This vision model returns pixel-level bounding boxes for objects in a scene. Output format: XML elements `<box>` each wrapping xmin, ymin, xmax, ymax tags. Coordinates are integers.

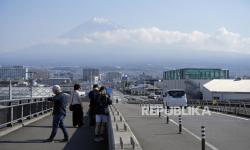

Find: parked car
<box><xmin>163</xmin><ymin>89</ymin><xmax>187</xmax><ymax>108</ymax></box>
<box><xmin>148</xmin><ymin>93</ymin><xmax>161</xmax><ymax>100</ymax></box>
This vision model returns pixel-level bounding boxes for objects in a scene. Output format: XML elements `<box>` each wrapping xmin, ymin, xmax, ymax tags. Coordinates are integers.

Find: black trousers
<box><xmin>72</xmin><ymin>104</ymin><xmax>84</xmax><ymax>127</ymax></box>
<box><xmin>88</xmin><ymin>108</ymin><xmax>96</xmax><ymax>127</ymax></box>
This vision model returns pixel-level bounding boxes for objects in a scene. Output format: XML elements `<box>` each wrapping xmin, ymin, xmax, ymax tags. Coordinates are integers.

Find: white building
<box><xmin>0</xmin><ymin>66</ymin><xmax>29</xmax><ymax>80</ymax></box>
<box><xmin>202</xmin><ymin>79</ymin><xmax>250</xmax><ymax>100</ymax></box>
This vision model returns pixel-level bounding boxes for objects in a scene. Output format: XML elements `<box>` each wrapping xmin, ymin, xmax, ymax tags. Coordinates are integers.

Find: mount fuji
<box><xmin>61</xmin><ymin>17</ymin><xmax>123</xmax><ymax>38</ymax></box>
<box><xmin>0</xmin><ymin>17</ymin><xmax>249</xmax><ymax>72</ymax></box>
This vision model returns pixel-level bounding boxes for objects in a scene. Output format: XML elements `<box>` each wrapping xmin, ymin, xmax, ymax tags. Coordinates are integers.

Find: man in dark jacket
<box><xmin>45</xmin><ymin>85</ymin><xmax>69</xmax><ymax>142</ymax></box>
<box><xmin>88</xmin><ymin>84</ymin><xmax>99</xmax><ymax>127</ymax></box>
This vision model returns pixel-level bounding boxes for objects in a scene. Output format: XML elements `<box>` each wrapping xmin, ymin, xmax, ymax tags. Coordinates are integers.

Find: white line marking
<box><xmin>163</xmin><ymin>115</ymin><xmax>219</xmax><ymax>150</ymax></box>
<box><xmin>210</xmin><ymin>111</ymin><xmax>249</xmax><ymax>121</ymax></box>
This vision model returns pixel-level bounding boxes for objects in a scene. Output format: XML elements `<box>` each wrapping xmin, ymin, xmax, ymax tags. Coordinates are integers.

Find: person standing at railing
<box><xmin>94</xmin><ymin>86</ymin><xmax>112</xmax><ymax>142</ymax></box>
<box><xmin>45</xmin><ymin>85</ymin><xmax>69</xmax><ymax>143</ymax></box>
<box><xmin>88</xmin><ymin>84</ymin><xmax>99</xmax><ymax>127</ymax></box>
<box><xmin>70</xmin><ymin>84</ymin><xmax>84</xmax><ymax>128</ymax></box>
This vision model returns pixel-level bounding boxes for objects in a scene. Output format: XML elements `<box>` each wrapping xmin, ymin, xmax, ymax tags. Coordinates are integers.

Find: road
<box><xmin>115</xmin><ymin>101</ymin><xmax>250</xmax><ymax>150</ymax></box>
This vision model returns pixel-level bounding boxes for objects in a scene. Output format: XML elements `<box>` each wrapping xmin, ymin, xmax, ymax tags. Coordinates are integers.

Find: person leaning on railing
<box><xmin>44</xmin><ymin>85</ymin><xmax>69</xmax><ymax>143</ymax></box>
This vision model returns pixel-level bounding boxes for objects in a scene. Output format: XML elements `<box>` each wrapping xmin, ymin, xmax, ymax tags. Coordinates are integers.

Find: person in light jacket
<box><xmin>71</xmin><ymin>84</ymin><xmax>84</xmax><ymax>127</ymax></box>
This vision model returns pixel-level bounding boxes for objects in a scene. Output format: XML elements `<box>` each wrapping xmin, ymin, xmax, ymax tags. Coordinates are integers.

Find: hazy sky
<box><xmin>1</xmin><ymin>0</ymin><xmax>250</xmax><ymax>50</ymax></box>
<box><xmin>0</xmin><ymin>0</ymin><xmax>250</xmax><ymax>68</ymax></box>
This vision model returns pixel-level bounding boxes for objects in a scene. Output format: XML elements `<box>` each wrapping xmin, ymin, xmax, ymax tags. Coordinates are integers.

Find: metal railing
<box><xmin>126</xmin><ymin>96</ymin><xmax>163</xmax><ymax>105</ymax></box>
<box><xmin>0</xmin><ymin>86</ymin><xmax>53</xmax><ymax>100</ymax></box>
<box><xmin>0</xmin><ymin>97</ymin><xmax>53</xmax><ymax>128</ymax></box>
<box><xmin>188</xmin><ymin>99</ymin><xmax>250</xmax><ymax>117</ymax></box>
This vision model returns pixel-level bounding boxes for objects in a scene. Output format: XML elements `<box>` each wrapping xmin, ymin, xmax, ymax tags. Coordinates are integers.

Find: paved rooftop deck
<box><xmin>0</xmin><ymin>102</ymin><xmax>108</xmax><ymax>150</ymax></box>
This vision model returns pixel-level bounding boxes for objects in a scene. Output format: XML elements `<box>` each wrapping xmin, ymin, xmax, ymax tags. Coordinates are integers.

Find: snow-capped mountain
<box><xmin>0</xmin><ymin>17</ymin><xmax>249</xmax><ymax>70</ymax></box>
<box><xmin>61</xmin><ymin>17</ymin><xmax>123</xmax><ymax>38</ymax></box>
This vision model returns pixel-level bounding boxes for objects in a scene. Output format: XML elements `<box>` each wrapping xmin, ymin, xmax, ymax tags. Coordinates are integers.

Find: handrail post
<box><xmin>41</xmin><ymin>99</ymin><xmax>44</xmax><ymax>114</ymax></box>
<box><xmin>130</xmin><ymin>136</ymin><xmax>135</xmax><ymax>149</ymax></box>
<box><xmin>243</xmin><ymin>103</ymin><xmax>247</xmax><ymax>115</ymax></box>
<box><xmin>30</xmin><ymin>86</ymin><xmax>33</xmax><ymax>98</ymax></box>
<box><xmin>20</xmin><ymin>100</ymin><xmax>24</xmax><ymax>123</ymax></box>
<box><xmin>124</xmin><ymin>123</ymin><xmax>127</xmax><ymax>131</ymax></box>
<box><xmin>116</xmin><ymin>123</ymin><xmax>119</xmax><ymax>131</ymax></box>
<box><xmin>9</xmin><ymin>102</ymin><xmax>13</xmax><ymax>127</ymax></box>
<box><xmin>9</xmin><ymin>80</ymin><xmax>12</xmax><ymax>100</ymax></box>
<box><xmin>29</xmin><ymin>99</ymin><xmax>32</xmax><ymax>119</ymax></box>
<box><xmin>120</xmin><ymin>137</ymin><xmax>123</xmax><ymax>149</ymax></box>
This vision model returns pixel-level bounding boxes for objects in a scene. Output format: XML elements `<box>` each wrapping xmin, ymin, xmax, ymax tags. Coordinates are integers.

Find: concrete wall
<box><xmin>202</xmin><ymin>88</ymin><xmax>213</xmax><ymax>100</ymax></box>
<box><xmin>163</xmin><ymin>80</ymin><xmax>186</xmax><ymax>90</ymax></box>
<box><xmin>202</xmin><ymin>88</ymin><xmax>250</xmax><ymax>100</ymax></box>
<box><xmin>163</xmin><ymin>79</ymin><xmax>210</xmax><ymax>91</ymax></box>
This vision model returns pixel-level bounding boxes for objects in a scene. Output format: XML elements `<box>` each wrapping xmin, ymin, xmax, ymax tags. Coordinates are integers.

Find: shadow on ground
<box><xmin>24</xmin><ymin>125</ymin><xmax>75</xmax><ymax>129</ymax></box>
<box><xmin>63</xmin><ymin>116</ymin><xmax>108</xmax><ymax>150</ymax></box>
<box><xmin>0</xmin><ymin>102</ymin><xmax>109</xmax><ymax>150</ymax></box>
<box><xmin>0</xmin><ymin>139</ymin><xmax>45</xmax><ymax>143</ymax></box>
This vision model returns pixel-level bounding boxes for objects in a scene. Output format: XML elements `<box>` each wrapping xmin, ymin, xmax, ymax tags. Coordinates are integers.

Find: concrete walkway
<box><xmin>0</xmin><ymin>102</ymin><xmax>108</xmax><ymax>150</ymax></box>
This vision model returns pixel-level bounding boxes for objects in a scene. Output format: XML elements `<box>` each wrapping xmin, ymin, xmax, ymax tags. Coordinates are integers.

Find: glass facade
<box><xmin>0</xmin><ymin>66</ymin><xmax>28</xmax><ymax>80</ymax></box>
<box><xmin>163</xmin><ymin>68</ymin><xmax>229</xmax><ymax>80</ymax></box>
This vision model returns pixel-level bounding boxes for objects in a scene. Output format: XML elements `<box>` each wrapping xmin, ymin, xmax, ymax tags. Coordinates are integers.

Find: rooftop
<box><xmin>203</xmin><ymin>79</ymin><xmax>250</xmax><ymax>93</ymax></box>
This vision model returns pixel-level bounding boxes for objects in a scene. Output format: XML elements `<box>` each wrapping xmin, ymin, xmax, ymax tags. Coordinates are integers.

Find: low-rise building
<box><xmin>43</xmin><ymin>78</ymin><xmax>72</xmax><ymax>86</ymax></box>
<box><xmin>202</xmin><ymin>79</ymin><xmax>250</xmax><ymax>100</ymax></box>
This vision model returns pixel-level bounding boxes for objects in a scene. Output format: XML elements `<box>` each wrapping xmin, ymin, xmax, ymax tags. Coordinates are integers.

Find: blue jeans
<box><xmin>49</xmin><ymin>114</ymin><xmax>69</xmax><ymax>139</ymax></box>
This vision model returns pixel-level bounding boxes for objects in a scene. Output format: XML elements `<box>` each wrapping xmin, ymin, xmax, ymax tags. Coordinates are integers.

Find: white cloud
<box><xmin>55</xmin><ymin>27</ymin><xmax>250</xmax><ymax>54</ymax></box>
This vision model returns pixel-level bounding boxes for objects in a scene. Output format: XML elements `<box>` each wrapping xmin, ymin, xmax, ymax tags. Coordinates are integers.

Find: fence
<box><xmin>188</xmin><ymin>99</ymin><xmax>250</xmax><ymax>117</ymax></box>
<box><xmin>0</xmin><ymin>97</ymin><xmax>53</xmax><ymax>128</ymax></box>
<box><xmin>0</xmin><ymin>86</ymin><xmax>53</xmax><ymax>100</ymax></box>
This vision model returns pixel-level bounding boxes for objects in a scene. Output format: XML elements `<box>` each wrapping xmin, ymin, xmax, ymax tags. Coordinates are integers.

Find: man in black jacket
<box><xmin>88</xmin><ymin>84</ymin><xmax>99</xmax><ymax>127</ymax></box>
<box><xmin>45</xmin><ymin>85</ymin><xmax>69</xmax><ymax>142</ymax></box>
